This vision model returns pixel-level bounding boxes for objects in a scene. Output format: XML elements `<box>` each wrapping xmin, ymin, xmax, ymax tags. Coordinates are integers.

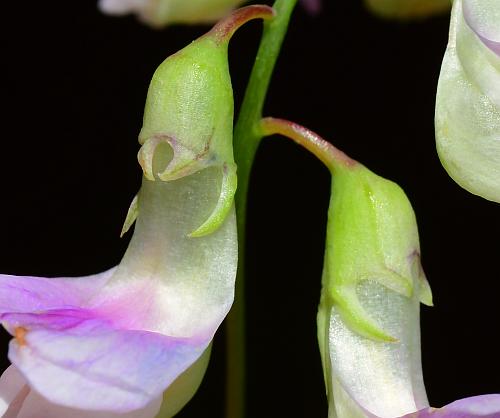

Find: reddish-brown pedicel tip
<box><xmin>209</xmin><ymin>5</ymin><xmax>275</xmax><ymax>44</ymax></box>
<box><xmin>260</xmin><ymin>117</ymin><xmax>357</xmax><ymax>171</ymax></box>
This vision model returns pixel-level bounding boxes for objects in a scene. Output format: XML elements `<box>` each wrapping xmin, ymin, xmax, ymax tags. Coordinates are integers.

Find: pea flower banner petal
<box><xmin>0</xmin><ymin>6</ymin><xmax>277</xmax><ymax>414</ymax></box>
<box><xmin>435</xmin><ymin>0</ymin><xmax>500</xmax><ymax>202</ymax></box>
<box><xmin>0</xmin><ymin>166</ymin><xmax>237</xmax><ymax>414</ymax></box>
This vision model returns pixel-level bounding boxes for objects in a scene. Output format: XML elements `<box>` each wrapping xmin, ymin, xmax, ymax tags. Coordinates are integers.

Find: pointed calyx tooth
<box><xmin>409</xmin><ymin>251</ymin><xmax>433</xmax><ymax>306</ymax></box>
<box><xmin>137</xmin><ymin>136</ymin><xmax>171</xmax><ymax>181</ymax></box>
<box><xmin>157</xmin><ymin>139</ymin><xmax>205</xmax><ymax>182</ymax></box>
<box><xmin>331</xmin><ymin>286</ymin><xmax>397</xmax><ymax>342</ymax></box>
<box><xmin>120</xmin><ymin>194</ymin><xmax>139</xmax><ymax>237</ymax></box>
<box><xmin>189</xmin><ymin>163</ymin><xmax>237</xmax><ymax>238</ymax></box>
<box><xmin>368</xmin><ymin>268</ymin><xmax>414</xmax><ymax>298</ymax></box>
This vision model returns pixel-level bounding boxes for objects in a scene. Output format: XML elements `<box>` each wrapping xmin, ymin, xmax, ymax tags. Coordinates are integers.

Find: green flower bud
<box><xmin>318</xmin><ymin>163</ymin><xmax>432</xmax><ymax>417</ymax></box>
<box><xmin>127</xmin><ymin>6</ymin><xmax>273</xmax><ymax>238</ymax></box>
<box><xmin>259</xmin><ymin>118</ymin><xmax>432</xmax><ymax>417</ymax></box>
<box><xmin>321</xmin><ymin>163</ymin><xmax>432</xmax><ymax>343</ymax></box>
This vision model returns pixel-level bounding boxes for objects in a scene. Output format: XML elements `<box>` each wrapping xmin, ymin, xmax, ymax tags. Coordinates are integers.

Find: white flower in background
<box><xmin>435</xmin><ymin>0</ymin><xmax>500</xmax><ymax>202</ymax></box>
<box><xmin>98</xmin><ymin>0</ymin><xmax>246</xmax><ymax>27</ymax></box>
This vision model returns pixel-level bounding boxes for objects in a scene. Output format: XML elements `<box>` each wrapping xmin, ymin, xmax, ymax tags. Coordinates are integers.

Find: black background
<box><xmin>2</xmin><ymin>0</ymin><xmax>499</xmax><ymax>416</ymax></box>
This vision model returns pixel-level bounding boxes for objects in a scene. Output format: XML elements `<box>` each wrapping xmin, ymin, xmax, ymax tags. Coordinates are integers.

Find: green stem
<box><xmin>225</xmin><ymin>1</ymin><xmax>298</xmax><ymax>418</ymax></box>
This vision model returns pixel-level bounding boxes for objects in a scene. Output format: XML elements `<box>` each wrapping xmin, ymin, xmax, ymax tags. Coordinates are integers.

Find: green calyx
<box><xmin>137</xmin><ymin>34</ymin><xmax>235</xmax><ymax>237</ymax></box>
<box><xmin>323</xmin><ymin>163</ymin><xmax>432</xmax><ymax>342</ymax></box>
<box><xmin>132</xmin><ymin>6</ymin><xmax>274</xmax><ymax>238</ymax></box>
<box><xmin>138</xmin><ymin>35</ymin><xmax>234</xmax><ymax>182</ymax></box>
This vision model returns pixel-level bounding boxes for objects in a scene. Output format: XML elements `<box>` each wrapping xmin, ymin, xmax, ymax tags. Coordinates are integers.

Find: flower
<box><xmin>0</xmin><ymin>6</ymin><xmax>277</xmax><ymax>415</ymax></box>
<box><xmin>317</xmin><ymin>158</ymin><xmax>433</xmax><ymax>418</ymax></box>
<box><xmin>363</xmin><ymin>0</ymin><xmax>450</xmax><ymax>19</ymax></box>
<box><xmin>317</xmin><ymin>148</ymin><xmax>500</xmax><ymax>417</ymax></box>
<box><xmin>257</xmin><ymin>117</ymin><xmax>500</xmax><ymax>417</ymax></box>
<box><xmin>0</xmin><ymin>152</ymin><xmax>237</xmax><ymax>416</ymax></box>
<box><xmin>98</xmin><ymin>0</ymin><xmax>246</xmax><ymax>28</ymax></box>
<box><xmin>435</xmin><ymin>0</ymin><xmax>500</xmax><ymax>203</ymax></box>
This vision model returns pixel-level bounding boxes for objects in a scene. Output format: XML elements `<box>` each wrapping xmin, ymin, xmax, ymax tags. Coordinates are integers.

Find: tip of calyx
<box><xmin>208</xmin><ymin>5</ymin><xmax>275</xmax><ymax>45</ymax></box>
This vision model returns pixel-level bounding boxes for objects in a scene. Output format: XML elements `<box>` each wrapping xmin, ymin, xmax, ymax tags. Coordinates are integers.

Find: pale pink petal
<box><xmin>7</xmin><ymin>318</ymin><xmax>205</xmax><ymax>412</ymax></box>
<box><xmin>98</xmin><ymin>0</ymin><xmax>148</xmax><ymax>16</ymax></box>
<box><xmin>0</xmin><ymin>365</ymin><xmax>29</xmax><ymax>416</ymax></box>
<box><xmin>17</xmin><ymin>388</ymin><xmax>162</xmax><ymax>418</ymax></box>
<box><xmin>0</xmin><ymin>268</ymin><xmax>115</xmax><ymax>314</ymax></box>
<box><xmin>402</xmin><ymin>394</ymin><xmax>500</xmax><ymax>417</ymax></box>
<box><xmin>462</xmin><ymin>0</ymin><xmax>500</xmax><ymax>56</ymax></box>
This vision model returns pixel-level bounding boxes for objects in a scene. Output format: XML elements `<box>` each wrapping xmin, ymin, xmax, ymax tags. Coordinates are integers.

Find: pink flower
<box><xmin>0</xmin><ymin>165</ymin><xmax>237</xmax><ymax>416</ymax></box>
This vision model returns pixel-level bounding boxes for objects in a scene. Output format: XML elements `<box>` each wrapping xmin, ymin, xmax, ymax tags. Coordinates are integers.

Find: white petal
<box><xmin>325</xmin><ymin>281</ymin><xmax>428</xmax><ymax>418</ymax></box>
<box><xmin>97</xmin><ymin>165</ymin><xmax>237</xmax><ymax>339</ymax></box>
<box><xmin>16</xmin><ymin>389</ymin><xmax>162</xmax><ymax>418</ymax></box>
<box><xmin>435</xmin><ymin>0</ymin><xmax>500</xmax><ymax>202</ymax></box>
<box><xmin>0</xmin><ymin>365</ymin><xmax>30</xmax><ymax>417</ymax></box>
<box><xmin>98</xmin><ymin>0</ymin><xmax>151</xmax><ymax>16</ymax></box>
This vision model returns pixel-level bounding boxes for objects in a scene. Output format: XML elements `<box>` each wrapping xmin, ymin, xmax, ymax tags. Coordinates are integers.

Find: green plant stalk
<box><xmin>225</xmin><ymin>1</ymin><xmax>298</xmax><ymax>417</ymax></box>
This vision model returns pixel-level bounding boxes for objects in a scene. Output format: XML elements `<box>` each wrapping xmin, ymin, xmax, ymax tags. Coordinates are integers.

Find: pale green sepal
<box><xmin>410</xmin><ymin>253</ymin><xmax>433</xmax><ymax>306</ymax></box>
<box><xmin>189</xmin><ymin>163</ymin><xmax>237</xmax><ymax>238</ymax></box>
<box><xmin>138</xmin><ymin>136</ymin><xmax>176</xmax><ymax>181</ymax></box>
<box><xmin>331</xmin><ymin>285</ymin><xmax>397</xmax><ymax>343</ymax></box>
<box><xmin>363</xmin><ymin>269</ymin><xmax>413</xmax><ymax>299</ymax></box>
<box><xmin>418</xmin><ymin>273</ymin><xmax>433</xmax><ymax>307</ymax></box>
<box><xmin>120</xmin><ymin>194</ymin><xmax>139</xmax><ymax>237</ymax></box>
